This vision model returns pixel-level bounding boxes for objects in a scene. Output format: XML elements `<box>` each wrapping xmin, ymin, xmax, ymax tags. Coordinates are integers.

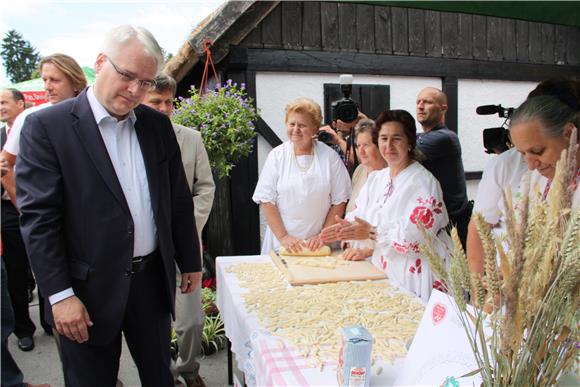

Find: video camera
<box><xmin>318</xmin><ymin>74</ymin><xmax>359</xmax><ymax>144</ymax></box>
<box><xmin>476</xmin><ymin>104</ymin><xmax>515</xmax><ymax>154</ymax></box>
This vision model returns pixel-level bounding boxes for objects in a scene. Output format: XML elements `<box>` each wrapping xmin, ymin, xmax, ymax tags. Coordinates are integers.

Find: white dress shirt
<box><xmin>49</xmin><ymin>87</ymin><xmax>157</xmax><ymax>305</ymax></box>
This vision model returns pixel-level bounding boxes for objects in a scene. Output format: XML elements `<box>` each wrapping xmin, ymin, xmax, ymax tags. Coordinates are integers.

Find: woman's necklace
<box><xmin>293</xmin><ymin>144</ymin><xmax>315</xmax><ymax>173</ymax></box>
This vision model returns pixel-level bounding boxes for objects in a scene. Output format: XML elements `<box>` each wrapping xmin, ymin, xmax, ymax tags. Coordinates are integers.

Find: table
<box><xmin>216</xmin><ymin>255</ymin><xmax>408</xmax><ymax>386</ymax></box>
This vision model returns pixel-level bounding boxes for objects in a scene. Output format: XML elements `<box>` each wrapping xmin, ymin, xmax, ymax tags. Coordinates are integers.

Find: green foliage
<box><xmin>173</xmin><ymin>80</ymin><xmax>258</xmax><ymax>178</ymax></box>
<box><xmin>1</xmin><ymin>30</ymin><xmax>41</xmax><ymax>83</ymax></box>
<box><xmin>201</xmin><ymin>287</ymin><xmax>217</xmax><ymax>312</ymax></box>
<box><xmin>201</xmin><ymin>313</ymin><xmax>227</xmax><ymax>356</ymax></box>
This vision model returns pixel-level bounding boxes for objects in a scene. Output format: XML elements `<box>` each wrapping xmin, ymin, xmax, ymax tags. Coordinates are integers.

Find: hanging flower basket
<box><xmin>173</xmin><ymin>80</ymin><xmax>259</xmax><ymax>178</ymax></box>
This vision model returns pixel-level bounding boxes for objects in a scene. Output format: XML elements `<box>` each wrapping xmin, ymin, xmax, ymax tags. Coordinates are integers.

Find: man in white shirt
<box><xmin>143</xmin><ymin>73</ymin><xmax>215</xmax><ymax>387</ymax></box>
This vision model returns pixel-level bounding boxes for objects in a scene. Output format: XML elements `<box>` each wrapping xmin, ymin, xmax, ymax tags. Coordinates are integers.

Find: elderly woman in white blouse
<box><xmin>253</xmin><ymin>98</ymin><xmax>352</xmax><ymax>254</ymax></box>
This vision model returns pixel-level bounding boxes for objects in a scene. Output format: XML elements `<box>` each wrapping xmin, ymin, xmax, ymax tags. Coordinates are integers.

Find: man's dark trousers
<box><xmin>1</xmin><ymin>201</ymin><xmax>35</xmax><ymax>339</ymax></box>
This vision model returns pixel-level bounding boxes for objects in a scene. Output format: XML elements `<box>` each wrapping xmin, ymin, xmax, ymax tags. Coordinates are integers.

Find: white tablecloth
<box><xmin>216</xmin><ymin>255</ymin><xmax>406</xmax><ymax>386</ymax></box>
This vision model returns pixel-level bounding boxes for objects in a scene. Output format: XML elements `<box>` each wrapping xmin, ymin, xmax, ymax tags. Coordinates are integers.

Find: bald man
<box><xmin>415</xmin><ymin>87</ymin><xmax>471</xmax><ymax>248</ymax></box>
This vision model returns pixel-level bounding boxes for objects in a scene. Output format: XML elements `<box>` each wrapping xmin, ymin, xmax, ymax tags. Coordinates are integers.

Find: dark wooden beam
<box><xmin>230</xmin><ymin>48</ymin><xmax>580</xmax><ymax>81</ymax></box>
<box><xmin>227</xmin><ymin>69</ymin><xmax>261</xmax><ymax>255</ymax></box>
<box><xmin>256</xmin><ymin>116</ymin><xmax>283</xmax><ymax>148</ymax></box>
<box><xmin>466</xmin><ymin>171</ymin><xmax>483</xmax><ymax>180</ymax></box>
<box><xmin>442</xmin><ymin>77</ymin><xmax>458</xmax><ymax>133</ymax></box>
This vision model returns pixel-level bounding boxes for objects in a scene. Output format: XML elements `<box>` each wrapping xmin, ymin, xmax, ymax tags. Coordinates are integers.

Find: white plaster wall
<box><xmin>457</xmin><ymin>79</ymin><xmax>537</xmax><ymax>173</ymax></box>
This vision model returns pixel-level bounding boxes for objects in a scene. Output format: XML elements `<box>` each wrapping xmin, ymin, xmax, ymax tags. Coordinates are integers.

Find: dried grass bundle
<box><xmin>421</xmin><ymin>133</ymin><xmax>579</xmax><ymax>386</ymax></box>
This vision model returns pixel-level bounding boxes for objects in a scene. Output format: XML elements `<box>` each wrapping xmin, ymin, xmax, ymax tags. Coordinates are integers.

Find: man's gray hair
<box><xmin>153</xmin><ymin>73</ymin><xmax>177</xmax><ymax>96</ymax></box>
<box><xmin>101</xmin><ymin>25</ymin><xmax>164</xmax><ymax>74</ymax></box>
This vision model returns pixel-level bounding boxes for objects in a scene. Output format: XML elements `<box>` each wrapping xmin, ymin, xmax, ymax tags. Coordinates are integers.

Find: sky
<box><xmin>0</xmin><ymin>0</ymin><xmax>226</xmax><ymax>86</ymax></box>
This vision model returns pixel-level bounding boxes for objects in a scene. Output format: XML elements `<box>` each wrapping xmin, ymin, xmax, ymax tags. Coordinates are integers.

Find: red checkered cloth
<box><xmin>252</xmin><ymin>334</ymin><xmax>313</xmax><ymax>386</ymax></box>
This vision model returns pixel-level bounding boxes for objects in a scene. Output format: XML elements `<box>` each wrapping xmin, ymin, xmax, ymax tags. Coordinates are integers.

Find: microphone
<box><xmin>476</xmin><ymin>104</ymin><xmax>502</xmax><ymax>115</ymax></box>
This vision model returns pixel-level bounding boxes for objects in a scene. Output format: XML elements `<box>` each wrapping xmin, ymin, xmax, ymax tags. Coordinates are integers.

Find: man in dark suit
<box><xmin>15</xmin><ymin>25</ymin><xmax>201</xmax><ymax>387</ymax></box>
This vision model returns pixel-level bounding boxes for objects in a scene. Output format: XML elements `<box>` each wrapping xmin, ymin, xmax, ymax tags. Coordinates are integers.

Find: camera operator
<box><xmin>318</xmin><ymin>111</ymin><xmax>367</xmax><ymax>174</ymax></box>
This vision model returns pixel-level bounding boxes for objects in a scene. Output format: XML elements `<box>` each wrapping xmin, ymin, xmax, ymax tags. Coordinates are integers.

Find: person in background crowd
<box><xmin>2</xmin><ymin>156</ymin><xmax>51</xmax><ymax>387</ymax></box>
<box><xmin>1</xmin><ymin>88</ymin><xmax>36</xmax><ymax>352</ymax></box>
<box><xmin>2</xmin><ymin>55</ymin><xmax>88</xmax><ymax>350</ymax></box>
<box><xmin>318</xmin><ymin>112</ymin><xmax>367</xmax><ymax>174</ymax></box>
<box><xmin>321</xmin><ymin>110</ymin><xmax>451</xmax><ymax>302</ymax></box>
<box><xmin>467</xmin><ymin>76</ymin><xmax>580</xmax><ymax>275</ymax></box>
<box><xmin>16</xmin><ymin>25</ymin><xmax>201</xmax><ymax>386</ymax></box>
<box><xmin>143</xmin><ymin>73</ymin><xmax>215</xmax><ymax>387</ymax></box>
<box><xmin>415</xmin><ymin>87</ymin><xmax>472</xmax><ymax>249</ymax></box>
<box><xmin>0</xmin><ymin>88</ymin><xmax>25</xmax><ymax>134</ymax></box>
<box><xmin>253</xmin><ymin>97</ymin><xmax>351</xmax><ymax>254</ymax></box>
<box><xmin>345</xmin><ymin>118</ymin><xmax>387</xmax><ymax>214</ymax></box>
<box><xmin>2</xmin><ymin>259</ymin><xmax>51</xmax><ymax>387</ymax></box>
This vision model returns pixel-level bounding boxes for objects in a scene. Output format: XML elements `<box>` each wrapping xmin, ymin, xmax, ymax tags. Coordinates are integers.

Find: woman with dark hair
<box><xmin>322</xmin><ymin>110</ymin><xmax>451</xmax><ymax>301</ymax></box>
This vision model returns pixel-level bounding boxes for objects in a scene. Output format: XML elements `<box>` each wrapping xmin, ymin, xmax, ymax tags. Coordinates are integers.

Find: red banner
<box><xmin>22</xmin><ymin>91</ymin><xmax>48</xmax><ymax>106</ymax></box>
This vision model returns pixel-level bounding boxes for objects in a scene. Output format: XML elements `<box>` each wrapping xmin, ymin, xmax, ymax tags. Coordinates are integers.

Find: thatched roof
<box><xmin>164</xmin><ymin>1</ymin><xmax>279</xmax><ymax>82</ymax></box>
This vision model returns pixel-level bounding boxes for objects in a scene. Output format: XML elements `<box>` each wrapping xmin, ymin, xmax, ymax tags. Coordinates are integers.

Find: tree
<box><xmin>1</xmin><ymin>30</ymin><xmax>41</xmax><ymax>83</ymax></box>
<box><xmin>161</xmin><ymin>47</ymin><xmax>173</xmax><ymax>64</ymax></box>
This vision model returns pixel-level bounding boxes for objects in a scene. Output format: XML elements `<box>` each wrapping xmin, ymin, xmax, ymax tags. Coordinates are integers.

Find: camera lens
<box><xmin>337</xmin><ymin>103</ymin><xmax>359</xmax><ymax>123</ymax></box>
<box><xmin>318</xmin><ymin>131</ymin><xmax>332</xmax><ymax>144</ymax></box>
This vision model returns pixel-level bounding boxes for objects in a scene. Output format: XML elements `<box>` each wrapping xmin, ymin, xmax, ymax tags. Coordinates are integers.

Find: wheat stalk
<box><xmin>419</xmin><ymin>130</ymin><xmax>579</xmax><ymax>386</ymax></box>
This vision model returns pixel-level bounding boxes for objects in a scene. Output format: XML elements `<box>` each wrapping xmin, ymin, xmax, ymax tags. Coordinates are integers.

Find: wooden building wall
<box><xmin>197</xmin><ymin>1</ymin><xmax>580</xmax><ymax>258</ymax></box>
<box><xmin>239</xmin><ymin>2</ymin><xmax>580</xmax><ymax>66</ymax></box>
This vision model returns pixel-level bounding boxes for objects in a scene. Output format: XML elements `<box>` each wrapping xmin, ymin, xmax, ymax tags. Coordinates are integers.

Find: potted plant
<box><xmin>421</xmin><ymin>136</ymin><xmax>579</xmax><ymax>386</ymax></box>
<box><xmin>172</xmin><ymin>79</ymin><xmax>259</xmax><ymax>178</ymax></box>
<box><xmin>201</xmin><ymin>286</ymin><xmax>219</xmax><ymax>316</ymax></box>
<box><xmin>201</xmin><ymin>313</ymin><xmax>227</xmax><ymax>356</ymax></box>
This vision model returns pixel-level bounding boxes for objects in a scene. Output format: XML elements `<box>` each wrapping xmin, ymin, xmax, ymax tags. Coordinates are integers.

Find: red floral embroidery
<box><xmin>432</xmin><ymin>280</ymin><xmax>448</xmax><ymax>293</ymax></box>
<box><xmin>410</xmin><ymin>206</ymin><xmax>435</xmax><ymax>229</ymax></box>
<box><xmin>392</xmin><ymin>241</ymin><xmax>420</xmax><ymax>253</ymax></box>
<box><xmin>380</xmin><ymin>255</ymin><xmax>388</xmax><ymax>271</ymax></box>
<box><xmin>410</xmin><ymin>196</ymin><xmax>444</xmax><ymax>229</ymax></box>
<box><xmin>409</xmin><ymin>258</ymin><xmax>422</xmax><ymax>274</ymax></box>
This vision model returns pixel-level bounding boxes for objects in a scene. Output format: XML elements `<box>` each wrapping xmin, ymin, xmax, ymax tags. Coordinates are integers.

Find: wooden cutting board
<box><xmin>269</xmin><ymin>250</ymin><xmax>387</xmax><ymax>285</ymax></box>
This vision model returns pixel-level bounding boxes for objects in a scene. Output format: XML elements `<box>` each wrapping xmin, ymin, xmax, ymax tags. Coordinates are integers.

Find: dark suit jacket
<box><xmin>15</xmin><ymin>89</ymin><xmax>201</xmax><ymax>345</ymax></box>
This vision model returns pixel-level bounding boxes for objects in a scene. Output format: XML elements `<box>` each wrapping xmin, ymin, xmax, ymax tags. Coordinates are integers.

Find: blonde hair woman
<box><xmin>253</xmin><ymin>98</ymin><xmax>351</xmax><ymax>254</ymax></box>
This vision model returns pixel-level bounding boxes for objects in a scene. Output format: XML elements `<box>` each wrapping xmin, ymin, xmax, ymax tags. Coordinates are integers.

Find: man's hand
<box><xmin>52</xmin><ymin>296</ymin><xmax>93</xmax><ymax>343</ymax></box>
<box><xmin>317</xmin><ymin>125</ymin><xmax>341</xmax><ymax>145</ymax></box>
<box><xmin>0</xmin><ymin>156</ymin><xmax>9</xmax><ymax>177</ymax></box>
<box><xmin>180</xmin><ymin>271</ymin><xmax>202</xmax><ymax>294</ymax></box>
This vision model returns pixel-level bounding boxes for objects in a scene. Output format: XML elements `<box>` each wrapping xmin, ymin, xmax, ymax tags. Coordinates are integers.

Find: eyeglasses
<box><xmin>106</xmin><ymin>56</ymin><xmax>157</xmax><ymax>91</ymax></box>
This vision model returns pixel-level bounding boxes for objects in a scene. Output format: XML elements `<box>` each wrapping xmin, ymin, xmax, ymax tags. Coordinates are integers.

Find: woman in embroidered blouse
<box><xmin>509</xmin><ymin>94</ymin><xmax>580</xmax><ymax>209</ymax></box>
<box><xmin>345</xmin><ymin>118</ymin><xmax>387</xmax><ymax>214</ymax></box>
<box><xmin>252</xmin><ymin>98</ymin><xmax>352</xmax><ymax>254</ymax></box>
<box><xmin>322</xmin><ymin>110</ymin><xmax>451</xmax><ymax>301</ymax></box>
